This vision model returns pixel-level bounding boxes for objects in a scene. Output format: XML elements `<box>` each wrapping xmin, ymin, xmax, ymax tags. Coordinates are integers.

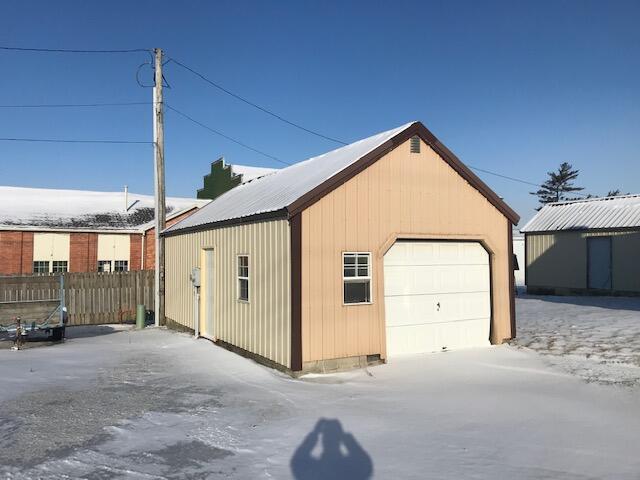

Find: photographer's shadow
<box><xmin>290</xmin><ymin>418</ymin><xmax>373</xmax><ymax>480</ymax></box>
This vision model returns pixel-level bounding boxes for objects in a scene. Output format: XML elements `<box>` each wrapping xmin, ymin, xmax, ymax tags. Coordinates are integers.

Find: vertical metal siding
<box><xmin>301</xmin><ymin>138</ymin><xmax>512</xmax><ymax>363</ymax></box>
<box><xmin>165</xmin><ymin>219</ymin><xmax>291</xmax><ymax>368</ymax></box>
<box><xmin>526</xmin><ymin>229</ymin><xmax>640</xmax><ymax>292</ymax></box>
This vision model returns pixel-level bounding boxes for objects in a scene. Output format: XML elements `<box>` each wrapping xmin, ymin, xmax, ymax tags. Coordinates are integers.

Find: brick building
<box><xmin>0</xmin><ymin>186</ymin><xmax>208</xmax><ymax>275</ymax></box>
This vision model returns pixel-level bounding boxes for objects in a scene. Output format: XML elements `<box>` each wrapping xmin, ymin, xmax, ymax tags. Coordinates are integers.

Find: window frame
<box><xmin>113</xmin><ymin>260</ymin><xmax>129</xmax><ymax>272</ymax></box>
<box><xmin>97</xmin><ymin>260</ymin><xmax>112</xmax><ymax>273</ymax></box>
<box><xmin>51</xmin><ymin>260</ymin><xmax>68</xmax><ymax>273</ymax></box>
<box><xmin>33</xmin><ymin>260</ymin><xmax>50</xmax><ymax>274</ymax></box>
<box><xmin>237</xmin><ymin>254</ymin><xmax>250</xmax><ymax>303</ymax></box>
<box><xmin>342</xmin><ymin>252</ymin><xmax>373</xmax><ymax>305</ymax></box>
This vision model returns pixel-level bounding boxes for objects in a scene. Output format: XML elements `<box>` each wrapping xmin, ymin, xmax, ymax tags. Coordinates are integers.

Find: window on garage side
<box><xmin>343</xmin><ymin>252</ymin><xmax>372</xmax><ymax>304</ymax></box>
<box><xmin>237</xmin><ymin>255</ymin><xmax>249</xmax><ymax>302</ymax></box>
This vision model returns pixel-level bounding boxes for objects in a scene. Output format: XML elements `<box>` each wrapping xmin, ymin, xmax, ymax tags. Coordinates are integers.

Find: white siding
<box><xmin>33</xmin><ymin>233</ymin><xmax>70</xmax><ymax>262</ymax></box>
<box><xmin>97</xmin><ymin>234</ymin><xmax>130</xmax><ymax>263</ymax></box>
<box><xmin>513</xmin><ymin>235</ymin><xmax>525</xmax><ymax>286</ymax></box>
<box><xmin>165</xmin><ymin>219</ymin><xmax>291</xmax><ymax>368</ymax></box>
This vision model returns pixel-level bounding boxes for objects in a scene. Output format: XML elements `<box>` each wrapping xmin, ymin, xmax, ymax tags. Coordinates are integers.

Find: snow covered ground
<box><xmin>1</xmin><ymin>316</ymin><xmax>639</xmax><ymax>479</ymax></box>
<box><xmin>515</xmin><ymin>295</ymin><xmax>640</xmax><ymax>387</ymax></box>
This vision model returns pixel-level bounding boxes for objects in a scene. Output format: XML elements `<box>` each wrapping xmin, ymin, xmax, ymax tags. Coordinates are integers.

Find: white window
<box><xmin>98</xmin><ymin>260</ymin><xmax>112</xmax><ymax>273</ymax></box>
<box><xmin>114</xmin><ymin>260</ymin><xmax>129</xmax><ymax>272</ymax></box>
<box><xmin>33</xmin><ymin>261</ymin><xmax>49</xmax><ymax>274</ymax></box>
<box><xmin>237</xmin><ymin>255</ymin><xmax>249</xmax><ymax>302</ymax></box>
<box><xmin>52</xmin><ymin>261</ymin><xmax>68</xmax><ymax>273</ymax></box>
<box><xmin>343</xmin><ymin>252</ymin><xmax>372</xmax><ymax>304</ymax></box>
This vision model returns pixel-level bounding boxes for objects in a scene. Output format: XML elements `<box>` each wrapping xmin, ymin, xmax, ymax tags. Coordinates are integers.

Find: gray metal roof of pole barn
<box><xmin>521</xmin><ymin>194</ymin><xmax>640</xmax><ymax>233</ymax></box>
<box><xmin>166</xmin><ymin>122</ymin><xmax>414</xmax><ymax>233</ymax></box>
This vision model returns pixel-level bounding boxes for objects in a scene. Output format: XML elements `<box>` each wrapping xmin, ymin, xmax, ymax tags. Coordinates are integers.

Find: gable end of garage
<box><xmin>286</xmin><ymin>122</ymin><xmax>520</xmax><ymax>226</ymax></box>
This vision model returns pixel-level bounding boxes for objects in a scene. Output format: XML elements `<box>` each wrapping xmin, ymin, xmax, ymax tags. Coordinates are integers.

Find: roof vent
<box><xmin>410</xmin><ymin>135</ymin><xmax>420</xmax><ymax>153</ymax></box>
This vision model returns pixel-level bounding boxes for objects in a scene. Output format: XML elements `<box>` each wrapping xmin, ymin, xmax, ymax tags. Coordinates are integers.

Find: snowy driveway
<box><xmin>1</xmin><ymin>319</ymin><xmax>640</xmax><ymax>479</ymax></box>
<box><xmin>515</xmin><ymin>295</ymin><xmax>640</xmax><ymax>387</ymax></box>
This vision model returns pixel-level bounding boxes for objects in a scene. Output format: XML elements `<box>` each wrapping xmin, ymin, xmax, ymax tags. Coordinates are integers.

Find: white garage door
<box><xmin>384</xmin><ymin>241</ymin><xmax>491</xmax><ymax>356</ymax></box>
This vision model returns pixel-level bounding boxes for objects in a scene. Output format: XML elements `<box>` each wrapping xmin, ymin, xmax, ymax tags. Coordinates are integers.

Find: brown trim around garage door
<box><xmin>508</xmin><ymin>223</ymin><xmax>516</xmax><ymax>339</ymax></box>
<box><xmin>290</xmin><ymin>213</ymin><xmax>303</xmax><ymax>371</ymax></box>
<box><xmin>287</xmin><ymin>122</ymin><xmax>520</xmax><ymax>225</ymax></box>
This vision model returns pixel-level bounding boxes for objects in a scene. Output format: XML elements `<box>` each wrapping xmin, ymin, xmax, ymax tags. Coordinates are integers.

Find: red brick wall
<box><xmin>144</xmin><ymin>230</ymin><xmax>156</xmax><ymax>270</ymax></box>
<box><xmin>87</xmin><ymin>233</ymin><xmax>98</xmax><ymax>271</ymax></box>
<box><xmin>21</xmin><ymin>232</ymin><xmax>34</xmax><ymax>273</ymax></box>
<box><xmin>0</xmin><ymin>208</ymin><xmax>199</xmax><ymax>275</ymax></box>
<box><xmin>69</xmin><ymin>233</ymin><xmax>98</xmax><ymax>272</ymax></box>
<box><xmin>130</xmin><ymin>234</ymin><xmax>142</xmax><ymax>271</ymax></box>
<box><xmin>144</xmin><ymin>208</ymin><xmax>199</xmax><ymax>270</ymax></box>
<box><xmin>0</xmin><ymin>231</ymin><xmax>34</xmax><ymax>275</ymax></box>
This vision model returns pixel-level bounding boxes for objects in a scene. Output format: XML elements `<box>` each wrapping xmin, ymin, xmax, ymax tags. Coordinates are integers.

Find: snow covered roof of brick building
<box><xmin>521</xmin><ymin>194</ymin><xmax>640</xmax><ymax>233</ymax></box>
<box><xmin>0</xmin><ymin>186</ymin><xmax>209</xmax><ymax>232</ymax></box>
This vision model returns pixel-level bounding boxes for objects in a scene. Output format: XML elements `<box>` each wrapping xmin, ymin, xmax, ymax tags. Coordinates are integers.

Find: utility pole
<box><xmin>153</xmin><ymin>48</ymin><xmax>166</xmax><ymax>327</ymax></box>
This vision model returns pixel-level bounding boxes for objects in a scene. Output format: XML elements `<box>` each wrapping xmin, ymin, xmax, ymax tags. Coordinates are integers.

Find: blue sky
<box><xmin>1</xmin><ymin>0</ymin><xmax>638</xmax><ymax>224</ymax></box>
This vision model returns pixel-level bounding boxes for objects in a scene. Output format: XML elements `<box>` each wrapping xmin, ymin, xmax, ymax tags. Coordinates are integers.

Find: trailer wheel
<box><xmin>51</xmin><ymin>328</ymin><xmax>63</xmax><ymax>342</ymax></box>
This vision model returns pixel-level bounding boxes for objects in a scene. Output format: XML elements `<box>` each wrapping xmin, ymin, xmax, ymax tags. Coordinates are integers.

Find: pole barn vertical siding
<box><xmin>300</xmin><ymin>138</ymin><xmax>512</xmax><ymax>364</ymax></box>
<box><xmin>525</xmin><ymin>229</ymin><xmax>640</xmax><ymax>293</ymax></box>
<box><xmin>164</xmin><ymin>219</ymin><xmax>291</xmax><ymax>368</ymax></box>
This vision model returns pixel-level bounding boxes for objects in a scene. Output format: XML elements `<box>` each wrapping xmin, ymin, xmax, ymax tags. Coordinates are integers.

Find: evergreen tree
<box><xmin>606</xmin><ymin>189</ymin><xmax>628</xmax><ymax>197</ymax></box>
<box><xmin>530</xmin><ymin>162</ymin><xmax>584</xmax><ymax>209</ymax></box>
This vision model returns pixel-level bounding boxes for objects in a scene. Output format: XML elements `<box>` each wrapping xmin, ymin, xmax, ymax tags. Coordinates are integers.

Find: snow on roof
<box><xmin>167</xmin><ymin>122</ymin><xmax>415</xmax><ymax>233</ymax></box>
<box><xmin>0</xmin><ymin>186</ymin><xmax>208</xmax><ymax>231</ymax></box>
<box><xmin>521</xmin><ymin>194</ymin><xmax>640</xmax><ymax>233</ymax></box>
<box><xmin>230</xmin><ymin>164</ymin><xmax>279</xmax><ymax>183</ymax></box>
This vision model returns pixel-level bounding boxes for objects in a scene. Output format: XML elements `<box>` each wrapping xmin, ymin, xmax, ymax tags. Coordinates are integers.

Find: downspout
<box><xmin>194</xmin><ymin>286</ymin><xmax>200</xmax><ymax>339</ymax></box>
<box><xmin>141</xmin><ymin>230</ymin><xmax>146</xmax><ymax>270</ymax></box>
<box><xmin>20</xmin><ymin>232</ymin><xmax>24</xmax><ymax>274</ymax></box>
<box><xmin>191</xmin><ymin>267</ymin><xmax>201</xmax><ymax>339</ymax></box>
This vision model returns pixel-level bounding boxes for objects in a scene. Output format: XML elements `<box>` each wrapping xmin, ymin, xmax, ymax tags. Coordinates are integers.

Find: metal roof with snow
<box><xmin>230</xmin><ymin>164</ymin><xmax>279</xmax><ymax>183</ymax></box>
<box><xmin>0</xmin><ymin>186</ymin><xmax>208</xmax><ymax>232</ymax></box>
<box><xmin>521</xmin><ymin>194</ymin><xmax>640</xmax><ymax>233</ymax></box>
<box><xmin>166</xmin><ymin>121</ymin><xmax>519</xmax><ymax>235</ymax></box>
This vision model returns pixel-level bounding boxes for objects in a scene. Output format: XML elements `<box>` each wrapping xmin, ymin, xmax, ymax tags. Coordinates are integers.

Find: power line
<box><xmin>165</xmin><ymin>103</ymin><xmax>291</xmax><ymax>166</ymax></box>
<box><xmin>468</xmin><ymin>164</ymin><xmax>589</xmax><ymax>197</ymax></box>
<box><xmin>0</xmin><ymin>46</ymin><xmax>151</xmax><ymax>54</ymax></box>
<box><xmin>167</xmin><ymin>57</ymin><xmax>347</xmax><ymax>146</ymax></box>
<box><xmin>0</xmin><ymin>137</ymin><xmax>152</xmax><ymax>144</ymax></box>
<box><xmin>164</xmin><ymin>104</ymin><xmax>556</xmax><ymax>189</ymax></box>
<box><xmin>467</xmin><ymin>165</ymin><xmax>542</xmax><ymax>188</ymax></box>
<box><xmin>0</xmin><ymin>45</ymin><xmax>589</xmax><ymax>196</ymax></box>
<box><xmin>0</xmin><ymin>102</ymin><xmax>151</xmax><ymax>108</ymax></box>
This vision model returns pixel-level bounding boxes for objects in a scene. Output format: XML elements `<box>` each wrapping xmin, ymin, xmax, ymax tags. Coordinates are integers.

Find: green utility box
<box><xmin>136</xmin><ymin>304</ymin><xmax>145</xmax><ymax>329</ymax></box>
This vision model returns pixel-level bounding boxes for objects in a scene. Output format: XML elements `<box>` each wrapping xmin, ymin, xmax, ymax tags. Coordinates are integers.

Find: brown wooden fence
<box><xmin>0</xmin><ymin>271</ymin><xmax>154</xmax><ymax>326</ymax></box>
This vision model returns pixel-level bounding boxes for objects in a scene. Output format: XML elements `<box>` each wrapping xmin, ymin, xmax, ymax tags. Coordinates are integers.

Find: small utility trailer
<box><xmin>0</xmin><ymin>305</ymin><xmax>66</xmax><ymax>342</ymax></box>
<box><xmin>0</xmin><ymin>275</ymin><xmax>67</xmax><ymax>347</ymax></box>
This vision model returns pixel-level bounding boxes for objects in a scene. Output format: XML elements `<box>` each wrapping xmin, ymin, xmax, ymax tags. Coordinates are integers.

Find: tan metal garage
<box><xmin>522</xmin><ymin>194</ymin><xmax>640</xmax><ymax>295</ymax></box>
<box><xmin>164</xmin><ymin>121</ymin><xmax>520</xmax><ymax>373</ymax></box>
